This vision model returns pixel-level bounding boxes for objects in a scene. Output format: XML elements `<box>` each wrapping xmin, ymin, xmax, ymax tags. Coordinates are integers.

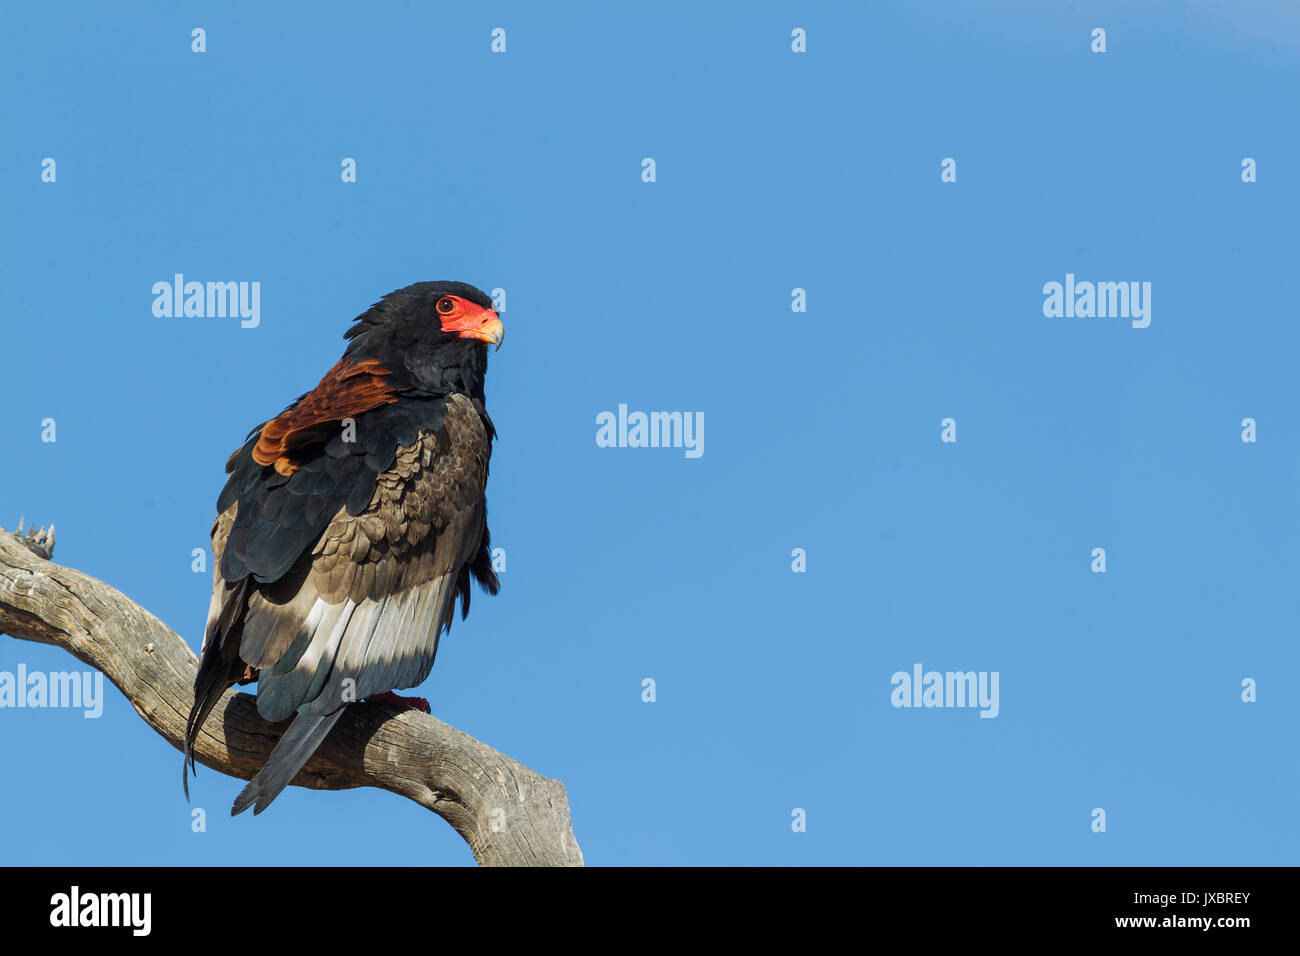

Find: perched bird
<box><xmin>184</xmin><ymin>280</ymin><xmax>504</xmax><ymax>815</ymax></box>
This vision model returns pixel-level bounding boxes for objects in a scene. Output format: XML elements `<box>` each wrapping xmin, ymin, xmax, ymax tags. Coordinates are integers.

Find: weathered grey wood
<box><xmin>0</xmin><ymin>523</ymin><xmax>582</xmax><ymax>867</ymax></box>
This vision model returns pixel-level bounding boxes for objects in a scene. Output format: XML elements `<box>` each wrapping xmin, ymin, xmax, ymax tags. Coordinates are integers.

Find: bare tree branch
<box><xmin>0</xmin><ymin>523</ymin><xmax>583</xmax><ymax>867</ymax></box>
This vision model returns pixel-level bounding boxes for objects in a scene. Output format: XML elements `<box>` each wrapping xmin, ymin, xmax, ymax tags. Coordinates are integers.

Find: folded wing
<box><xmin>185</xmin><ymin>393</ymin><xmax>499</xmax><ymax>814</ymax></box>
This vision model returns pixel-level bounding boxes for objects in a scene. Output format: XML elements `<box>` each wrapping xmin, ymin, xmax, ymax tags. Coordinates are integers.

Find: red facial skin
<box><xmin>436</xmin><ymin>295</ymin><xmax>504</xmax><ymax>349</ymax></box>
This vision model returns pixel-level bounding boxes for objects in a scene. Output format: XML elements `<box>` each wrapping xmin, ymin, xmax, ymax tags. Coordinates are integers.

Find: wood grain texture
<box><xmin>0</xmin><ymin>523</ymin><xmax>582</xmax><ymax>867</ymax></box>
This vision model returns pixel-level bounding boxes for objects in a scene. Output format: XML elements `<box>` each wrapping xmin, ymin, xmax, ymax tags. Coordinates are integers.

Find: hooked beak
<box><xmin>445</xmin><ymin>308</ymin><xmax>504</xmax><ymax>350</ymax></box>
<box><xmin>480</xmin><ymin>315</ymin><xmax>504</xmax><ymax>351</ymax></box>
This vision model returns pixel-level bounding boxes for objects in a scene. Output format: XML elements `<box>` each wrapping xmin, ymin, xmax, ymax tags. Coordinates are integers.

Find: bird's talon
<box><xmin>367</xmin><ymin>691</ymin><xmax>431</xmax><ymax>714</ymax></box>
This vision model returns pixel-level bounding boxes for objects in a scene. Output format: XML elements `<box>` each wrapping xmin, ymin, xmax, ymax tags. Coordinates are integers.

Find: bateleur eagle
<box><xmin>183</xmin><ymin>280</ymin><xmax>504</xmax><ymax>815</ymax></box>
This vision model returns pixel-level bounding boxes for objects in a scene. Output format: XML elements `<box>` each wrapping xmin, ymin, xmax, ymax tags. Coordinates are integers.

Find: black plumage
<box><xmin>184</xmin><ymin>280</ymin><xmax>504</xmax><ymax>815</ymax></box>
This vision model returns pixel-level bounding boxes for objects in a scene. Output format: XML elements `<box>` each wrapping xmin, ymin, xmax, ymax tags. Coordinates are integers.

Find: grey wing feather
<box><xmin>231</xmin><ymin>710</ymin><xmax>345</xmax><ymax>816</ymax></box>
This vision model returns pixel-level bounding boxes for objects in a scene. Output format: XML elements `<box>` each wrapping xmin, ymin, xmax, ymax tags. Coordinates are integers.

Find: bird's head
<box><xmin>344</xmin><ymin>280</ymin><xmax>504</xmax><ymax>396</ymax></box>
<box><xmin>428</xmin><ymin>284</ymin><xmax>504</xmax><ymax>351</ymax></box>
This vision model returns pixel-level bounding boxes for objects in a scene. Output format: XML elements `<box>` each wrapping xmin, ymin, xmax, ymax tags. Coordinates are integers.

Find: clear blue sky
<box><xmin>1</xmin><ymin>1</ymin><xmax>1297</xmax><ymax>866</ymax></box>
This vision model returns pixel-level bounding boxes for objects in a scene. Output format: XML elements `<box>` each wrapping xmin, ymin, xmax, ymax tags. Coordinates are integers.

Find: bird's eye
<box><xmin>436</xmin><ymin>297</ymin><xmax>456</xmax><ymax>314</ymax></box>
